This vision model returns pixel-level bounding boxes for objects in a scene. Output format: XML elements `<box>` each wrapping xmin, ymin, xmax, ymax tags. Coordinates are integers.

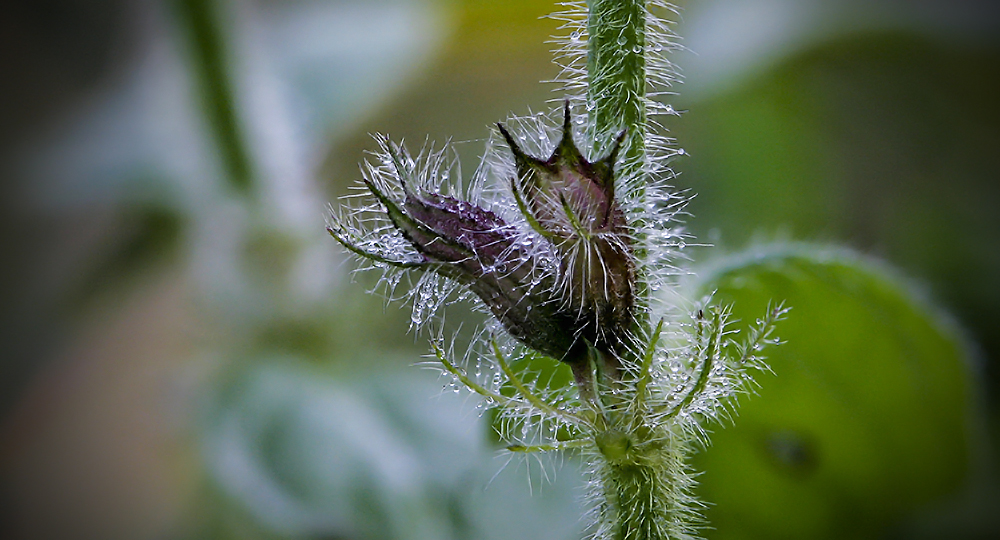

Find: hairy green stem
<box><xmin>608</xmin><ymin>462</ymin><xmax>666</xmax><ymax>540</ymax></box>
<box><xmin>588</xmin><ymin>3</ymin><xmax>675</xmax><ymax>539</ymax></box>
<box><xmin>587</xmin><ymin>0</ymin><xmax>646</xmax><ymax>172</ymax></box>
<box><xmin>595</xmin><ymin>426</ymin><xmax>678</xmax><ymax>540</ymax></box>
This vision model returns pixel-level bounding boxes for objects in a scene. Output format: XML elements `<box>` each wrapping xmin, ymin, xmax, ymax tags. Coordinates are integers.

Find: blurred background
<box><xmin>0</xmin><ymin>0</ymin><xmax>998</xmax><ymax>539</ymax></box>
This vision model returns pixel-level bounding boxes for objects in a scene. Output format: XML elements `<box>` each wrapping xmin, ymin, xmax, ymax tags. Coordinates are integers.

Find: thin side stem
<box><xmin>492</xmin><ymin>340</ymin><xmax>590</xmax><ymax>427</ymax></box>
<box><xmin>507</xmin><ymin>440</ymin><xmax>590</xmax><ymax>453</ymax></box>
<box><xmin>665</xmin><ymin>309</ymin><xmax>721</xmax><ymax>419</ymax></box>
<box><xmin>173</xmin><ymin>0</ymin><xmax>255</xmax><ymax>194</ymax></box>
<box><xmin>433</xmin><ymin>342</ymin><xmax>509</xmax><ymax>404</ymax></box>
<box><xmin>633</xmin><ymin>318</ymin><xmax>664</xmax><ymax>413</ymax></box>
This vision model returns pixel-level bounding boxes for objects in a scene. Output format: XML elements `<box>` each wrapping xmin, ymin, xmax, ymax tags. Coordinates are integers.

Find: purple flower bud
<box><xmin>329</xmin><ymin>105</ymin><xmax>636</xmax><ymax>375</ymax></box>
<box><xmin>330</xmin><ymin>144</ymin><xmax>581</xmax><ymax>363</ymax></box>
<box><xmin>498</xmin><ymin>103</ymin><xmax>635</xmax><ymax>363</ymax></box>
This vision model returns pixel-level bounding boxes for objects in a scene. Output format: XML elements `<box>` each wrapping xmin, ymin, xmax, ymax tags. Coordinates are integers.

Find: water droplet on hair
<box><xmin>617</xmin><ymin>35</ymin><xmax>628</xmax><ymax>46</ymax></box>
<box><xmin>570</xmin><ymin>30</ymin><xmax>582</xmax><ymax>41</ymax></box>
<box><xmin>632</xmin><ymin>45</ymin><xmax>642</xmax><ymax>54</ymax></box>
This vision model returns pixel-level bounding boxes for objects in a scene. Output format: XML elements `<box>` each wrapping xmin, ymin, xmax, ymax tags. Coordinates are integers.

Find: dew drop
<box><xmin>632</xmin><ymin>45</ymin><xmax>642</xmax><ymax>54</ymax></box>
<box><xmin>617</xmin><ymin>35</ymin><xmax>628</xmax><ymax>46</ymax></box>
<box><xmin>570</xmin><ymin>30</ymin><xmax>582</xmax><ymax>41</ymax></box>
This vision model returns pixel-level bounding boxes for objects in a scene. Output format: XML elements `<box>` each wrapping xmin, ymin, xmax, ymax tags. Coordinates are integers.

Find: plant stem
<box><xmin>587</xmin><ymin>0</ymin><xmax>646</xmax><ymax>174</ymax></box>
<box><xmin>608</xmin><ymin>461</ymin><xmax>665</xmax><ymax>540</ymax></box>
<box><xmin>596</xmin><ymin>427</ymin><xmax>678</xmax><ymax>540</ymax></box>
<box><xmin>173</xmin><ymin>0</ymin><xmax>255</xmax><ymax>195</ymax></box>
<box><xmin>588</xmin><ymin>3</ymin><xmax>676</xmax><ymax>539</ymax></box>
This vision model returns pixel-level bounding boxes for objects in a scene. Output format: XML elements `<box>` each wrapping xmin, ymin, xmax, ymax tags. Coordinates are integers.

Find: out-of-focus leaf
<box><xmin>673</xmin><ymin>30</ymin><xmax>1000</xmax><ymax>395</ymax></box>
<box><xmin>201</xmin><ymin>359</ymin><xmax>478</xmax><ymax>540</ymax></box>
<box><xmin>199</xmin><ymin>357</ymin><xmax>587</xmax><ymax>540</ymax></box>
<box><xmin>686</xmin><ymin>243</ymin><xmax>977</xmax><ymax>539</ymax></box>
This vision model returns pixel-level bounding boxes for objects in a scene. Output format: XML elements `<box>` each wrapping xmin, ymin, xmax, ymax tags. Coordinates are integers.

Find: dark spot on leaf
<box><xmin>764</xmin><ymin>429</ymin><xmax>819</xmax><ymax>477</ymax></box>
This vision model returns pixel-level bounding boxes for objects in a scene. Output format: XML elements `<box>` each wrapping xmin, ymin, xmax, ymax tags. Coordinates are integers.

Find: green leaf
<box><xmin>687</xmin><ymin>243</ymin><xmax>976</xmax><ymax>540</ymax></box>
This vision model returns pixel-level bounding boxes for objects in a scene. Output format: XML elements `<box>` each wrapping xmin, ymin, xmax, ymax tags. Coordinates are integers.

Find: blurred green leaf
<box><xmin>198</xmin><ymin>358</ymin><xmax>587</xmax><ymax>540</ymax></box>
<box><xmin>687</xmin><ymin>244</ymin><xmax>976</xmax><ymax>539</ymax></box>
<box><xmin>674</xmin><ymin>31</ymin><xmax>1000</xmax><ymax>393</ymax></box>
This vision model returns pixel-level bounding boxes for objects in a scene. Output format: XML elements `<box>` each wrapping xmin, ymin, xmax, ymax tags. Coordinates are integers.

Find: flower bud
<box><xmin>498</xmin><ymin>103</ymin><xmax>635</xmax><ymax>362</ymax></box>
<box><xmin>330</xmin><ymin>144</ymin><xmax>582</xmax><ymax>363</ymax></box>
<box><xmin>329</xmin><ymin>105</ymin><xmax>636</xmax><ymax>375</ymax></box>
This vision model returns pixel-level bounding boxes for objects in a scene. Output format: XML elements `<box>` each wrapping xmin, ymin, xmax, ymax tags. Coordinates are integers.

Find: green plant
<box><xmin>327</xmin><ymin>2</ymin><xmax>784</xmax><ymax>539</ymax></box>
